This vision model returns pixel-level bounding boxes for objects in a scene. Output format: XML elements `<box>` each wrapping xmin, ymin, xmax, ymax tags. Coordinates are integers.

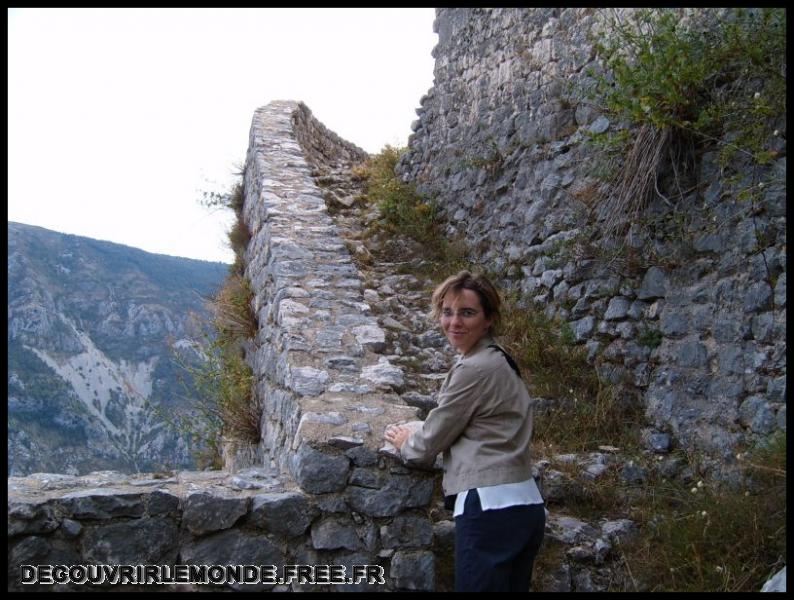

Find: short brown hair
<box><xmin>430</xmin><ymin>270</ymin><xmax>502</xmax><ymax>335</ymax></box>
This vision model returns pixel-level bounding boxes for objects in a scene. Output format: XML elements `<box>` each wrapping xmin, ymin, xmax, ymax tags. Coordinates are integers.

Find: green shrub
<box><xmin>637</xmin><ymin>327</ymin><xmax>663</xmax><ymax>349</ymax></box>
<box><xmin>212</xmin><ymin>274</ymin><xmax>257</xmax><ymax>344</ymax></box>
<box><xmin>363</xmin><ymin>146</ymin><xmax>444</xmax><ymax>251</ymax></box>
<box><xmin>585</xmin><ymin>8</ymin><xmax>786</xmax><ymax>238</ymax></box>
<box><xmin>168</xmin><ymin>328</ymin><xmax>258</xmax><ymax>470</ymax></box>
<box><xmin>358</xmin><ymin>146</ymin><xmax>475</xmax><ymax>279</ymax></box>
<box><xmin>201</xmin><ymin>181</ymin><xmax>248</xmax><ymax>276</ymax></box>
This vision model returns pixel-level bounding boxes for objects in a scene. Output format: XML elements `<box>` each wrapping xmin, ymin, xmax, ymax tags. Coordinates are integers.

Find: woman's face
<box><xmin>440</xmin><ymin>288</ymin><xmax>493</xmax><ymax>356</ymax></box>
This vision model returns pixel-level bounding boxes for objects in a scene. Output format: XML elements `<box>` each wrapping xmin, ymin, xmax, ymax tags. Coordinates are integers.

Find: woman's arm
<box><xmin>398</xmin><ymin>362</ymin><xmax>487</xmax><ymax>465</ymax></box>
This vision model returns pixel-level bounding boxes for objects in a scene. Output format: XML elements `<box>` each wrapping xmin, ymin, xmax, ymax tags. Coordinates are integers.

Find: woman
<box><xmin>385</xmin><ymin>270</ymin><xmax>545</xmax><ymax>592</ymax></box>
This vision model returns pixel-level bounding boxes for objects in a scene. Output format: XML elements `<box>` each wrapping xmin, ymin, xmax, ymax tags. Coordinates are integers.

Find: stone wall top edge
<box><xmin>8</xmin><ymin>468</ymin><xmax>297</xmax><ymax>503</ymax></box>
<box><xmin>249</xmin><ymin>99</ymin><xmax>369</xmax><ymax>163</ymax></box>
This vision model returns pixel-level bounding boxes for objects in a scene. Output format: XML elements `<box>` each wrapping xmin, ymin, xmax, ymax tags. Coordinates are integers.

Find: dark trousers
<box><xmin>454</xmin><ymin>489</ymin><xmax>546</xmax><ymax>592</ymax></box>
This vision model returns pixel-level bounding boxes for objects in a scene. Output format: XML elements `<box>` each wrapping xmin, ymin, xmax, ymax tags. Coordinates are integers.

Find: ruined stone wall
<box><xmin>242</xmin><ymin>101</ymin><xmax>427</xmax><ymax>484</ymax></box>
<box><xmin>7</xmin><ymin>102</ymin><xmax>439</xmax><ymax>592</ymax></box>
<box><xmin>397</xmin><ymin>8</ymin><xmax>786</xmax><ymax>468</ymax></box>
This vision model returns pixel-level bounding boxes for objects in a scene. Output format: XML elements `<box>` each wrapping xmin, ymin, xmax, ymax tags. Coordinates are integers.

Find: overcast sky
<box><xmin>8</xmin><ymin>8</ymin><xmax>437</xmax><ymax>263</ymax></box>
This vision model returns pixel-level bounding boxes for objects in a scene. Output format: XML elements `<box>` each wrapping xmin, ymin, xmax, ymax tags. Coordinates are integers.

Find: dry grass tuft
<box><xmin>601</xmin><ymin>123</ymin><xmax>672</xmax><ymax>239</ymax></box>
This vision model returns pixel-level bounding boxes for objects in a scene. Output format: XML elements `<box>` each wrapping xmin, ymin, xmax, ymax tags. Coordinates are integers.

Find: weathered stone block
<box><xmin>311</xmin><ymin>516</ymin><xmax>364</xmax><ymax>551</ymax></box>
<box><xmin>147</xmin><ymin>489</ymin><xmax>180</xmax><ymax>516</ymax></box>
<box><xmin>182</xmin><ymin>492</ymin><xmax>249</xmax><ymax>536</ymax></box>
<box><xmin>345</xmin><ymin>475</ymin><xmax>433</xmax><ymax>517</ymax></box>
<box><xmin>391</xmin><ymin>550</ymin><xmax>435</xmax><ymax>591</ymax></box>
<box><xmin>292</xmin><ymin>444</ymin><xmax>350</xmax><ymax>494</ymax></box>
<box><xmin>8</xmin><ymin>536</ymin><xmax>82</xmax><ymax>591</ymax></box>
<box><xmin>81</xmin><ymin>518</ymin><xmax>179</xmax><ymax>565</ymax></box>
<box><xmin>181</xmin><ymin>529</ymin><xmax>284</xmax><ymax>590</ymax></box>
<box><xmin>604</xmin><ymin>296</ymin><xmax>630</xmax><ymax>320</ymax></box>
<box><xmin>546</xmin><ymin>515</ymin><xmax>598</xmax><ymax>545</ymax></box>
<box><xmin>60</xmin><ymin>489</ymin><xmax>144</xmax><ymax>520</ymax></box>
<box><xmin>572</xmin><ymin>316</ymin><xmax>595</xmax><ymax>342</ymax></box>
<box><xmin>349</xmin><ymin>467</ymin><xmax>386</xmax><ymax>489</ymax></box>
<box><xmin>660</xmin><ymin>311</ymin><xmax>688</xmax><ymax>337</ymax></box>
<box><xmin>738</xmin><ymin>395</ymin><xmax>776</xmax><ymax>434</ymax></box>
<box><xmin>381</xmin><ymin>515</ymin><xmax>433</xmax><ymax>549</ymax></box>
<box><xmin>676</xmin><ymin>341</ymin><xmax>708</xmax><ymax>368</ymax></box>
<box><xmin>249</xmin><ymin>491</ymin><xmax>317</xmax><ymax>537</ymax></box>
<box><xmin>638</xmin><ymin>267</ymin><xmax>668</xmax><ymax>300</ymax></box>
<box><xmin>743</xmin><ymin>281</ymin><xmax>773</xmax><ymax>313</ymax></box>
<box><xmin>8</xmin><ymin>500</ymin><xmax>61</xmax><ymax>537</ymax></box>
<box><xmin>289</xmin><ymin>366</ymin><xmax>329</xmax><ymax>396</ymax></box>
<box><xmin>345</xmin><ymin>446</ymin><xmax>379</xmax><ymax>467</ymax></box>
<box><xmin>351</xmin><ymin>324</ymin><xmax>387</xmax><ymax>352</ymax></box>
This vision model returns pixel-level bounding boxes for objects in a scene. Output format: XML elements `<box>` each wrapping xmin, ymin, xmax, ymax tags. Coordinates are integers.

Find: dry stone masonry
<box><xmin>7</xmin><ymin>102</ymin><xmax>440</xmax><ymax>593</ymax></box>
<box><xmin>7</xmin><ymin>8</ymin><xmax>786</xmax><ymax>593</ymax></box>
<box><xmin>240</xmin><ymin>102</ymin><xmax>439</xmax><ymax>521</ymax></box>
<box><xmin>8</xmin><ymin>98</ymin><xmax>674</xmax><ymax>593</ymax></box>
<box><xmin>397</xmin><ymin>8</ymin><xmax>786</xmax><ymax>475</ymax></box>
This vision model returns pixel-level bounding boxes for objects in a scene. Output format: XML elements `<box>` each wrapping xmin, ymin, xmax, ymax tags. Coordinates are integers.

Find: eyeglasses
<box><xmin>441</xmin><ymin>308</ymin><xmax>481</xmax><ymax>318</ymax></box>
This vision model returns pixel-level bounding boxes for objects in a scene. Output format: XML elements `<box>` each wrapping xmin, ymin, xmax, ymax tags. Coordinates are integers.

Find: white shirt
<box><xmin>453</xmin><ymin>477</ymin><xmax>544</xmax><ymax>517</ymax></box>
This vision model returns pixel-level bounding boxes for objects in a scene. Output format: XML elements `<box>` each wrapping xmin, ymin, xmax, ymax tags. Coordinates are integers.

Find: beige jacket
<box><xmin>400</xmin><ymin>334</ymin><xmax>535</xmax><ymax>496</ymax></box>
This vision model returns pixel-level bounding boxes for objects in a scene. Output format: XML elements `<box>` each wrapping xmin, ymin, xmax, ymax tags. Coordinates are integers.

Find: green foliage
<box><xmin>201</xmin><ymin>181</ymin><xmax>248</xmax><ymax>276</ymax></box>
<box><xmin>592</xmin><ymin>8</ymin><xmax>784</xmax><ymax>153</ymax></box>
<box><xmin>362</xmin><ymin>146</ymin><xmax>448</xmax><ymax>256</ymax></box>
<box><xmin>177</xmin><ymin>175</ymin><xmax>260</xmax><ymax>468</ymax></box>
<box><xmin>501</xmin><ymin>294</ymin><xmax>594</xmax><ymax>400</ymax></box>
<box><xmin>178</xmin><ymin>335</ymin><xmax>252</xmax><ymax>464</ymax></box>
<box><xmin>559</xmin><ymin>322</ymin><xmax>575</xmax><ymax>346</ymax></box>
<box><xmin>585</xmin><ymin>8</ymin><xmax>786</xmax><ymax>239</ymax></box>
<box><xmin>360</xmin><ymin>146</ymin><xmax>475</xmax><ymax>282</ymax></box>
<box><xmin>167</xmin><ymin>314</ymin><xmax>258</xmax><ymax>470</ymax></box>
<box><xmin>212</xmin><ymin>274</ymin><xmax>258</xmax><ymax>345</ymax></box>
<box><xmin>397</xmin><ymin>237</ymin><xmax>472</xmax><ymax>285</ymax></box>
<box><xmin>637</xmin><ymin>327</ymin><xmax>663</xmax><ymax>349</ymax></box>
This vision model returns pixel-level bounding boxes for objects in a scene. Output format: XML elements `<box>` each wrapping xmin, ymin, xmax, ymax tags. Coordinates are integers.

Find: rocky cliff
<box><xmin>8</xmin><ymin>222</ymin><xmax>228</xmax><ymax>476</ymax></box>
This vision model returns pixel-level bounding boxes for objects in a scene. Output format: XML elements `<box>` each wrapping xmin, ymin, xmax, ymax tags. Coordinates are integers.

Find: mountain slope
<box><xmin>8</xmin><ymin>222</ymin><xmax>228</xmax><ymax>476</ymax></box>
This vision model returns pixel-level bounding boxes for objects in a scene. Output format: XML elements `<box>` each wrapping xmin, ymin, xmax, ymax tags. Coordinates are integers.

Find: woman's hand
<box><xmin>384</xmin><ymin>424</ymin><xmax>411</xmax><ymax>451</ymax></box>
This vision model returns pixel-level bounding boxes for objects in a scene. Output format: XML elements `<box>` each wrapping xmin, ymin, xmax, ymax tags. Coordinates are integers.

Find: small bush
<box><xmin>585</xmin><ymin>8</ymin><xmax>786</xmax><ymax>239</ymax></box>
<box><xmin>358</xmin><ymin>146</ymin><xmax>475</xmax><ymax>280</ymax></box>
<box><xmin>211</xmin><ymin>274</ymin><xmax>258</xmax><ymax>345</ymax></box>
<box><xmin>637</xmin><ymin>327</ymin><xmax>663</xmax><ymax>349</ymax></box>
<box><xmin>169</xmin><ymin>325</ymin><xmax>259</xmax><ymax>470</ymax></box>
<box><xmin>227</xmin><ymin>210</ymin><xmax>250</xmax><ymax>251</ymax></box>
<box><xmin>363</xmin><ymin>146</ymin><xmax>446</xmax><ymax>254</ymax></box>
<box><xmin>201</xmin><ymin>181</ymin><xmax>248</xmax><ymax>276</ymax></box>
<box><xmin>177</xmin><ymin>174</ymin><xmax>260</xmax><ymax>467</ymax></box>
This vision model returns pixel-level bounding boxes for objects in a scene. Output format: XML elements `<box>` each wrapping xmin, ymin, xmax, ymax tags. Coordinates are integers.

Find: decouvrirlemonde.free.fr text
<box><xmin>21</xmin><ymin>564</ymin><xmax>386</xmax><ymax>586</ymax></box>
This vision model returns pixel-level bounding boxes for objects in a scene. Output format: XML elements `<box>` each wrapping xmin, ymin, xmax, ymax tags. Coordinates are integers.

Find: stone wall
<box><xmin>397</xmin><ymin>8</ymin><xmax>786</xmax><ymax>469</ymax></box>
<box><xmin>7</xmin><ymin>469</ymin><xmax>429</xmax><ymax>591</ymax></box>
<box><xmin>242</xmin><ymin>101</ymin><xmax>429</xmax><ymax>482</ymax></box>
<box><xmin>7</xmin><ymin>102</ymin><xmax>439</xmax><ymax>592</ymax></box>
